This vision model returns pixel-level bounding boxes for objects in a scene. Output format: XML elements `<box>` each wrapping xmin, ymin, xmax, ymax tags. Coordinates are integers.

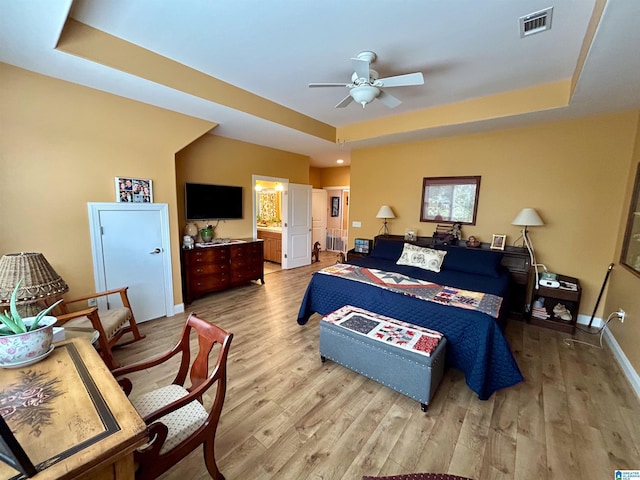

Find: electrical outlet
<box><xmin>88</xmin><ymin>298</ymin><xmax>97</xmax><ymax>307</ymax></box>
<box><xmin>618</xmin><ymin>308</ymin><xmax>625</xmax><ymax>323</ymax></box>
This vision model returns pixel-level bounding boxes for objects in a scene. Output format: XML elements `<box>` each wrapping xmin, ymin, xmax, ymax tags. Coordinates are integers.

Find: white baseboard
<box><xmin>603</xmin><ymin>327</ymin><xmax>640</xmax><ymax>400</ymax></box>
<box><xmin>576</xmin><ymin>313</ymin><xmax>603</xmax><ymax>328</ymax></box>
<box><xmin>173</xmin><ymin>303</ymin><xmax>184</xmax><ymax>315</ymax></box>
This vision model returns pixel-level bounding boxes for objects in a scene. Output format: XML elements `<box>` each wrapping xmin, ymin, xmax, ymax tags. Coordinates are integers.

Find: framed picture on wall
<box><xmin>331</xmin><ymin>196</ymin><xmax>340</xmax><ymax>217</ymax></box>
<box><xmin>115</xmin><ymin>177</ymin><xmax>153</xmax><ymax>203</ymax></box>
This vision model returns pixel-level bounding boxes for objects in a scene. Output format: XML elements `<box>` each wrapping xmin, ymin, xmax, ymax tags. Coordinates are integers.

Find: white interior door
<box><xmin>88</xmin><ymin>203</ymin><xmax>174</xmax><ymax>322</ymax></box>
<box><xmin>283</xmin><ymin>183</ymin><xmax>312</xmax><ymax>269</ymax></box>
<box><xmin>312</xmin><ymin>188</ymin><xmax>327</xmax><ymax>248</ymax></box>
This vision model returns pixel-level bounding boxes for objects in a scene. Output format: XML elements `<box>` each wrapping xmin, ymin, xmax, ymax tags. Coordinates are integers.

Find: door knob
<box><xmin>150</xmin><ymin>248</ymin><xmax>162</xmax><ymax>254</ymax></box>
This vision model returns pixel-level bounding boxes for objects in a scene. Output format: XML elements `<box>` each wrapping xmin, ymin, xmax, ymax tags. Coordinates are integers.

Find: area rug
<box><xmin>362</xmin><ymin>474</ymin><xmax>474</xmax><ymax>480</ymax></box>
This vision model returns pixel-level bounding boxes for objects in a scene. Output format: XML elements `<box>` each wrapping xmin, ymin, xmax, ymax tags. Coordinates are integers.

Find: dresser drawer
<box><xmin>190</xmin><ymin>273</ymin><xmax>230</xmax><ymax>292</ymax></box>
<box><xmin>184</xmin><ymin>247</ymin><xmax>229</xmax><ymax>266</ymax></box>
<box><xmin>188</xmin><ymin>263</ymin><xmax>229</xmax><ymax>276</ymax></box>
<box><xmin>230</xmin><ymin>244</ymin><xmax>248</xmax><ymax>259</ymax></box>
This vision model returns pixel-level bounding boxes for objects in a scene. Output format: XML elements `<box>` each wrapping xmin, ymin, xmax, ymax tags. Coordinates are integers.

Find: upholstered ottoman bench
<box><xmin>320</xmin><ymin>305</ymin><xmax>447</xmax><ymax>412</ymax></box>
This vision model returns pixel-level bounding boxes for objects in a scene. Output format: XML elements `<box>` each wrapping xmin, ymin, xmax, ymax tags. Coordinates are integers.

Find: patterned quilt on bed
<box><xmin>322</xmin><ymin>305</ymin><xmax>444</xmax><ymax>357</ymax></box>
<box><xmin>318</xmin><ymin>264</ymin><xmax>502</xmax><ymax>318</ymax></box>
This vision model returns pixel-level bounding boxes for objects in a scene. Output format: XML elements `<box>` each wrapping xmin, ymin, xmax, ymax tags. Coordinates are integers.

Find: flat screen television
<box><xmin>185</xmin><ymin>182</ymin><xmax>243</xmax><ymax>220</ymax></box>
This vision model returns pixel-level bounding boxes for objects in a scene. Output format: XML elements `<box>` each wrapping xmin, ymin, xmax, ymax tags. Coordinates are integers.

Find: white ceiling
<box><xmin>1</xmin><ymin>0</ymin><xmax>639</xmax><ymax>167</ymax></box>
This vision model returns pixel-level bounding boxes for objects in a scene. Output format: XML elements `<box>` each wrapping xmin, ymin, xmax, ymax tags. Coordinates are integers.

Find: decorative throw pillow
<box><xmin>396</xmin><ymin>243</ymin><xmax>447</xmax><ymax>272</ymax></box>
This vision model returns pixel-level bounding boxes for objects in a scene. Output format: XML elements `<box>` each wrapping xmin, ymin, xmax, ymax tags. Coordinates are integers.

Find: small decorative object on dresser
<box><xmin>183</xmin><ymin>235</ymin><xmax>195</xmax><ymax>249</ymax></box>
<box><xmin>466</xmin><ymin>235</ymin><xmax>480</xmax><ymax>248</ymax></box>
<box><xmin>200</xmin><ymin>224</ymin><xmax>214</xmax><ymax>243</ymax></box>
<box><xmin>432</xmin><ymin>224</ymin><xmax>456</xmax><ymax>245</ymax></box>
<box><xmin>185</xmin><ymin>222</ymin><xmax>198</xmax><ymax>239</ymax></box>
<box><xmin>490</xmin><ymin>234</ymin><xmax>506</xmax><ymax>250</ymax></box>
<box><xmin>404</xmin><ymin>229</ymin><xmax>417</xmax><ymax>241</ymax></box>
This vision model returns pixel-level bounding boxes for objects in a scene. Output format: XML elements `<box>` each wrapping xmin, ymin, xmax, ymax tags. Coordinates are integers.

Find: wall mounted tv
<box><xmin>185</xmin><ymin>183</ymin><xmax>243</xmax><ymax>220</ymax></box>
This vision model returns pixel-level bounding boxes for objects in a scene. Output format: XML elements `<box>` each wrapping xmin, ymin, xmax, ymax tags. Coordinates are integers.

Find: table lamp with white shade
<box><xmin>376</xmin><ymin>205</ymin><xmax>396</xmax><ymax>236</ymax></box>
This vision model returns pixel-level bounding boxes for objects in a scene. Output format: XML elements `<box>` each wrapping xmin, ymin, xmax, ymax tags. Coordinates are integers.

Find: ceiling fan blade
<box><xmin>351</xmin><ymin>57</ymin><xmax>370</xmax><ymax>81</ymax></box>
<box><xmin>335</xmin><ymin>95</ymin><xmax>354</xmax><ymax>108</ymax></box>
<box><xmin>309</xmin><ymin>83</ymin><xmax>350</xmax><ymax>88</ymax></box>
<box><xmin>377</xmin><ymin>90</ymin><xmax>402</xmax><ymax>108</ymax></box>
<box><xmin>377</xmin><ymin>72</ymin><xmax>424</xmax><ymax>88</ymax></box>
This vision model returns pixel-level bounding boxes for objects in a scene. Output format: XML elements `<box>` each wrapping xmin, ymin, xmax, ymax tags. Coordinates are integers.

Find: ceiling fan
<box><xmin>309</xmin><ymin>51</ymin><xmax>424</xmax><ymax>109</ymax></box>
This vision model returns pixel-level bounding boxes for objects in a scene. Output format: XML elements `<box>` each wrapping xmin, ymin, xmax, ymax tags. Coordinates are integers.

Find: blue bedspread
<box><xmin>297</xmin><ymin>269</ymin><xmax>523</xmax><ymax>400</ymax></box>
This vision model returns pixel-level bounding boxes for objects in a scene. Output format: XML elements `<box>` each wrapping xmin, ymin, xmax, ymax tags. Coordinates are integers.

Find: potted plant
<box><xmin>0</xmin><ymin>279</ymin><xmax>62</xmax><ymax>367</ymax></box>
<box><xmin>200</xmin><ymin>224</ymin><xmax>214</xmax><ymax>243</ymax></box>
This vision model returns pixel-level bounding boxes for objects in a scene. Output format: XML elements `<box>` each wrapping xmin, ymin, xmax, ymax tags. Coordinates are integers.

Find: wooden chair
<box><xmin>55</xmin><ymin>287</ymin><xmax>145</xmax><ymax>370</ymax></box>
<box><xmin>112</xmin><ymin>313</ymin><xmax>233</xmax><ymax>480</ymax></box>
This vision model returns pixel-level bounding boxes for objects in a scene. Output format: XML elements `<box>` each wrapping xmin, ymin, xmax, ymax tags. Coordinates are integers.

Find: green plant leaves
<box><xmin>0</xmin><ymin>278</ymin><xmax>63</xmax><ymax>335</ymax></box>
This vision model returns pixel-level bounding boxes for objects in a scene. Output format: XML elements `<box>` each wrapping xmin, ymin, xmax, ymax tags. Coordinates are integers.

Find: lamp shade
<box><xmin>376</xmin><ymin>205</ymin><xmax>396</xmax><ymax>219</ymax></box>
<box><xmin>512</xmin><ymin>208</ymin><xmax>544</xmax><ymax>226</ymax></box>
<box><xmin>0</xmin><ymin>253</ymin><xmax>69</xmax><ymax>307</ymax></box>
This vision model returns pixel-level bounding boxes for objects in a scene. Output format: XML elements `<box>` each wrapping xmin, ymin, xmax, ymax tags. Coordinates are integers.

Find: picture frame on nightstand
<box><xmin>354</xmin><ymin>238</ymin><xmax>372</xmax><ymax>254</ymax></box>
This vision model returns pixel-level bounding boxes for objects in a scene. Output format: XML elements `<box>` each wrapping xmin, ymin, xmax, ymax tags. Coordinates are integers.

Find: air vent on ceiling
<box><xmin>520</xmin><ymin>7</ymin><xmax>553</xmax><ymax>38</ymax></box>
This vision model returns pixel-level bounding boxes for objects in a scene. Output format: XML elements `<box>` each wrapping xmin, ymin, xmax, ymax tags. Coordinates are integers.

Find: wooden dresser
<box><xmin>181</xmin><ymin>239</ymin><xmax>264</xmax><ymax>304</ymax></box>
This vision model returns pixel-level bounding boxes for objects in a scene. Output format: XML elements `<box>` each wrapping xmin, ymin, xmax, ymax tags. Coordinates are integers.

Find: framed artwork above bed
<box><xmin>420</xmin><ymin>176</ymin><xmax>480</xmax><ymax>225</ymax></box>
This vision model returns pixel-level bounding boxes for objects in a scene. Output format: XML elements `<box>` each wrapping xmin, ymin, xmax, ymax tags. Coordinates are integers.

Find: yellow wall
<box><xmin>606</xmin><ymin>111</ymin><xmax>640</xmax><ymax>370</ymax></box>
<box><xmin>318</xmin><ymin>166</ymin><xmax>351</xmax><ymax>187</ymax></box>
<box><xmin>175</xmin><ymin>135</ymin><xmax>309</xmax><ymax>239</ymax></box>
<box><xmin>349</xmin><ymin>111</ymin><xmax>638</xmax><ymax>323</ymax></box>
<box><xmin>309</xmin><ymin>166</ymin><xmax>351</xmax><ymax>189</ymax></box>
<box><xmin>309</xmin><ymin>167</ymin><xmax>322</xmax><ymax>189</ymax></box>
<box><xmin>0</xmin><ymin>64</ymin><xmax>215</xmax><ymax>303</ymax></box>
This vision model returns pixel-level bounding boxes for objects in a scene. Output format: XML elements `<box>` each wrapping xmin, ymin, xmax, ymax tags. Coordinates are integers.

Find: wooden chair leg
<box><xmin>86</xmin><ymin>310</ymin><xmax>120</xmax><ymax>370</ymax></box>
<box><xmin>120</xmin><ymin>288</ymin><xmax>145</xmax><ymax>342</ymax></box>
<box><xmin>203</xmin><ymin>439</ymin><xmax>224</xmax><ymax>480</ymax></box>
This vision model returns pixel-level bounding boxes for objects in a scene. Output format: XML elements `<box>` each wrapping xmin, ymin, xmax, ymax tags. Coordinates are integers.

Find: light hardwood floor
<box><xmin>114</xmin><ymin>252</ymin><xmax>640</xmax><ymax>480</ymax></box>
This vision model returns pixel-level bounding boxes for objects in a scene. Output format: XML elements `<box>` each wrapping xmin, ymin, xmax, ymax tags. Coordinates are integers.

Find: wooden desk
<box><xmin>0</xmin><ymin>338</ymin><xmax>147</xmax><ymax>479</ymax></box>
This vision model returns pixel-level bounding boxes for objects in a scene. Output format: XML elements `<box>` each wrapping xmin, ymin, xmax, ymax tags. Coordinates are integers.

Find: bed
<box><xmin>297</xmin><ymin>238</ymin><xmax>523</xmax><ymax>400</ymax></box>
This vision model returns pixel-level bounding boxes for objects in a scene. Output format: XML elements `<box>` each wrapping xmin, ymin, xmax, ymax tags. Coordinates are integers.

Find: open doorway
<box><xmin>252</xmin><ymin>175</ymin><xmax>312</xmax><ymax>271</ymax></box>
<box><xmin>324</xmin><ymin>186</ymin><xmax>349</xmax><ymax>253</ymax></box>
<box><xmin>253</xmin><ymin>176</ymin><xmax>286</xmax><ymax>274</ymax></box>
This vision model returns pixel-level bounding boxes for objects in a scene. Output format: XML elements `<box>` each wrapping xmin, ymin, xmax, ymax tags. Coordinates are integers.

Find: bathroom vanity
<box><xmin>257</xmin><ymin>227</ymin><xmax>282</xmax><ymax>263</ymax></box>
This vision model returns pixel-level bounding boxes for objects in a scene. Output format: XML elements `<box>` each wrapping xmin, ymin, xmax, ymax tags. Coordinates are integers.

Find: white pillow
<box><xmin>396</xmin><ymin>243</ymin><xmax>447</xmax><ymax>272</ymax></box>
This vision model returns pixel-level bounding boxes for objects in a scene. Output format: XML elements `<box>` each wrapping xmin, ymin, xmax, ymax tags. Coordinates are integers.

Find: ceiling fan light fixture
<box><xmin>350</xmin><ymin>85</ymin><xmax>380</xmax><ymax>108</ymax></box>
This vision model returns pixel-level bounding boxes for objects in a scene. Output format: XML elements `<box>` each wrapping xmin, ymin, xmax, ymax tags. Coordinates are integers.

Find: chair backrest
<box><xmin>171</xmin><ymin>313</ymin><xmax>233</xmax><ymax>395</ymax></box>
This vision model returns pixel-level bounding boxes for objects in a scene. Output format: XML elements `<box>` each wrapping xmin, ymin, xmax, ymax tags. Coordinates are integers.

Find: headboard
<box><xmin>372</xmin><ymin>235</ymin><xmax>532</xmax><ymax>317</ymax></box>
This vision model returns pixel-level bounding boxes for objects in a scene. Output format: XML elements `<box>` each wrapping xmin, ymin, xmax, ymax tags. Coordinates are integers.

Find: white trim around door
<box><xmin>87</xmin><ymin>202</ymin><xmax>175</xmax><ymax>321</ymax></box>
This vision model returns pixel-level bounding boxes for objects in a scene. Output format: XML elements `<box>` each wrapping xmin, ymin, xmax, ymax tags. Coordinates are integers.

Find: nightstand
<box><xmin>346</xmin><ymin>248</ymin><xmax>369</xmax><ymax>262</ymax></box>
<box><xmin>529</xmin><ymin>275</ymin><xmax>581</xmax><ymax>334</ymax></box>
